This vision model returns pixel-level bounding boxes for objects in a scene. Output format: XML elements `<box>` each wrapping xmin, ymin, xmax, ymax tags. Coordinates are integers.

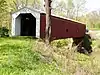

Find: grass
<box><xmin>0</xmin><ymin>37</ymin><xmax>100</xmax><ymax>75</ymax></box>
<box><xmin>35</xmin><ymin>39</ymin><xmax>100</xmax><ymax>75</ymax></box>
<box><xmin>0</xmin><ymin>37</ymin><xmax>61</xmax><ymax>75</ymax></box>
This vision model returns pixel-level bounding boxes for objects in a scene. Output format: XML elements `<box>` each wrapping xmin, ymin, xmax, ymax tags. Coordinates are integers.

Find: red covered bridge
<box><xmin>11</xmin><ymin>7</ymin><xmax>86</xmax><ymax>40</ymax></box>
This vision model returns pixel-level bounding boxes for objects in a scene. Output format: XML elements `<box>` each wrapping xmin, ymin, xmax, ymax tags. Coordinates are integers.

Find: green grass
<box><xmin>0</xmin><ymin>37</ymin><xmax>61</xmax><ymax>75</ymax></box>
<box><xmin>88</xmin><ymin>28</ymin><xmax>100</xmax><ymax>30</ymax></box>
<box><xmin>1</xmin><ymin>37</ymin><xmax>100</xmax><ymax>75</ymax></box>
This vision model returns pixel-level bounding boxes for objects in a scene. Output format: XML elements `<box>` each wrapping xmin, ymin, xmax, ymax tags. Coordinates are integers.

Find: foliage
<box><xmin>95</xmin><ymin>23</ymin><xmax>100</xmax><ymax>29</ymax></box>
<box><xmin>85</xmin><ymin>11</ymin><xmax>100</xmax><ymax>29</ymax></box>
<box><xmin>0</xmin><ymin>0</ymin><xmax>8</xmax><ymax>27</ymax></box>
<box><xmin>0</xmin><ymin>0</ymin><xmax>7</xmax><ymax>13</ymax></box>
<box><xmin>52</xmin><ymin>0</ymin><xmax>86</xmax><ymax>20</ymax></box>
<box><xmin>10</xmin><ymin>0</ymin><xmax>42</xmax><ymax>11</ymax></box>
<box><xmin>51</xmin><ymin>39</ymin><xmax>71</xmax><ymax>47</ymax></box>
<box><xmin>0</xmin><ymin>27</ymin><xmax>9</xmax><ymax>37</ymax></box>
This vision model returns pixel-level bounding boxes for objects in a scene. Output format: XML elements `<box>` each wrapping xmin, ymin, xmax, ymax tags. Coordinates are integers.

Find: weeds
<box><xmin>34</xmin><ymin>39</ymin><xmax>100</xmax><ymax>75</ymax></box>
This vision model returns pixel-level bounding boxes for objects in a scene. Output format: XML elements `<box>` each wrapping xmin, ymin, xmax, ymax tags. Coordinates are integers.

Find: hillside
<box><xmin>0</xmin><ymin>37</ymin><xmax>100</xmax><ymax>75</ymax></box>
<box><xmin>0</xmin><ymin>37</ymin><xmax>61</xmax><ymax>75</ymax></box>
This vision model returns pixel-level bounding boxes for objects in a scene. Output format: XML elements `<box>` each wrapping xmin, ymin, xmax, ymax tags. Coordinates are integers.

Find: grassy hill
<box><xmin>0</xmin><ymin>37</ymin><xmax>61</xmax><ymax>75</ymax></box>
<box><xmin>0</xmin><ymin>37</ymin><xmax>100</xmax><ymax>75</ymax></box>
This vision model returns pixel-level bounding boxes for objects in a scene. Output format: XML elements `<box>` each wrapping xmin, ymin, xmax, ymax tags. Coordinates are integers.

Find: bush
<box><xmin>0</xmin><ymin>27</ymin><xmax>9</xmax><ymax>37</ymax></box>
<box><xmin>51</xmin><ymin>39</ymin><xmax>72</xmax><ymax>47</ymax></box>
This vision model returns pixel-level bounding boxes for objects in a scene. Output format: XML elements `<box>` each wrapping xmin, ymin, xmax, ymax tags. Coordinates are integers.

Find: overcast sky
<box><xmin>86</xmin><ymin>0</ymin><xmax>100</xmax><ymax>11</ymax></box>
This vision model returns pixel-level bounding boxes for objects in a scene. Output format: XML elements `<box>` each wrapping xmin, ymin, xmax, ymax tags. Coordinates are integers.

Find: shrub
<box><xmin>51</xmin><ymin>39</ymin><xmax>72</xmax><ymax>48</ymax></box>
<box><xmin>0</xmin><ymin>27</ymin><xmax>9</xmax><ymax>37</ymax></box>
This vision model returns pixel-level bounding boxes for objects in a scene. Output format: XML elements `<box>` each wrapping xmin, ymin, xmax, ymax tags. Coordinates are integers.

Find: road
<box><xmin>88</xmin><ymin>30</ymin><xmax>100</xmax><ymax>40</ymax></box>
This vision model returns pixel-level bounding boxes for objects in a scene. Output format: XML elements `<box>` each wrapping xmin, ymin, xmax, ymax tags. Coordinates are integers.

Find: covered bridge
<box><xmin>11</xmin><ymin>7</ymin><xmax>86</xmax><ymax>40</ymax></box>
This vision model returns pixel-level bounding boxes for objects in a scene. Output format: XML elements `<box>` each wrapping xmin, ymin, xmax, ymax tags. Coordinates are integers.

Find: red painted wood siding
<box><xmin>40</xmin><ymin>13</ymin><xmax>86</xmax><ymax>40</ymax></box>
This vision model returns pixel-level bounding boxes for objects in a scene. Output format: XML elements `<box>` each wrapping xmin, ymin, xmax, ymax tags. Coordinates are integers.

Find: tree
<box><xmin>52</xmin><ymin>0</ymin><xmax>86</xmax><ymax>20</ymax></box>
<box><xmin>10</xmin><ymin>0</ymin><xmax>42</xmax><ymax>12</ymax></box>
<box><xmin>86</xmin><ymin>11</ymin><xmax>100</xmax><ymax>28</ymax></box>
<box><xmin>0</xmin><ymin>0</ymin><xmax>7</xmax><ymax>13</ymax></box>
<box><xmin>44</xmin><ymin>0</ymin><xmax>52</xmax><ymax>45</ymax></box>
<box><xmin>0</xmin><ymin>0</ymin><xmax>8</xmax><ymax>27</ymax></box>
<box><xmin>66</xmin><ymin>0</ymin><xmax>74</xmax><ymax>19</ymax></box>
<box><xmin>52</xmin><ymin>0</ymin><xmax>67</xmax><ymax>17</ymax></box>
<box><xmin>32</xmin><ymin>0</ymin><xmax>41</xmax><ymax>9</ymax></box>
<box><xmin>73</xmin><ymin>0</ymin><xmax>86</xmax><ymax>20</ymax></box>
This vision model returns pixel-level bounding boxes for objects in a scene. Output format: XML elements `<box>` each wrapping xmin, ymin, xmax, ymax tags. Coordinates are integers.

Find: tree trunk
<box><xmin>44</xmin><ymin>0</ymin><xmax>51</xmax><ymax>45</ymax></box>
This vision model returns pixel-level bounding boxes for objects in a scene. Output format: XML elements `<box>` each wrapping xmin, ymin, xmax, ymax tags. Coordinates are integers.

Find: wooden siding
<box><xmin>40</xmin><ymin>13</ymin><xmax>86</xmax><ymax>40</ymax></box>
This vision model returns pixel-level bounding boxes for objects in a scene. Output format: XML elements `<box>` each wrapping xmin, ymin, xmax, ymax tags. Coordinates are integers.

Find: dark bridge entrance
<box><xmin>20</xmin><ymin>13</ymin><xmax>36</xmax><ymax>36</ymax></box>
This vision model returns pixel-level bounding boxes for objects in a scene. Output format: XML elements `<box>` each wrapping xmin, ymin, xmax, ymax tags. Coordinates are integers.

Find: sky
<box><xmin>86</xmin><ymin>0</ymin><xmax>100</xmax><ymax>11</ymax></box>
